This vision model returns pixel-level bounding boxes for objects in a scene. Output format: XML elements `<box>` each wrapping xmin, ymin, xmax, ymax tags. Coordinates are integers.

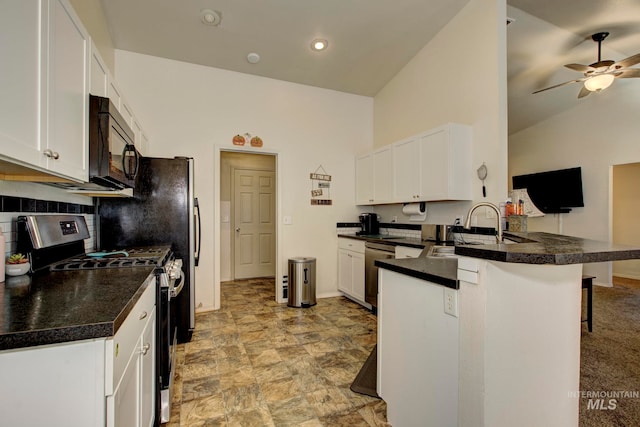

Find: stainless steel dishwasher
<box><xmin>364</xmin><ymin>241</ymin><xmax>396</xmax><ymax>308</ymax></box>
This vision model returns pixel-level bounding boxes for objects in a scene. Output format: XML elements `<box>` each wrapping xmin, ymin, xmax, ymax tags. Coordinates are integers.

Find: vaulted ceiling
<box><xmin>99</xmin><ymin>0</ymin><xmax>640</xmax><ymax>135</ymax></box>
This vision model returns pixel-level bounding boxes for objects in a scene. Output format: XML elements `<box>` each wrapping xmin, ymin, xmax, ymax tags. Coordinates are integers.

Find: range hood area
<box><xmin>46</xmin><ymin>181</ymin><xmax>134</xmax><ymax>198</ymax></box>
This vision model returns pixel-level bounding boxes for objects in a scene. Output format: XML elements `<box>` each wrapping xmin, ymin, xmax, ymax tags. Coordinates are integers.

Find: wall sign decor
<box><xmin>310</xmin><ymin>165</ymin><xmax>332</xmax><ymax>205</ymax></box>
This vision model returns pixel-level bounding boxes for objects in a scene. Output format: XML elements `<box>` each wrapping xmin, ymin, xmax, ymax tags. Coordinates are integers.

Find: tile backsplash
<box><xmin>0</xmin><ymin>196</ymin><xmax>95</xmax><ymax>261</ymax></box>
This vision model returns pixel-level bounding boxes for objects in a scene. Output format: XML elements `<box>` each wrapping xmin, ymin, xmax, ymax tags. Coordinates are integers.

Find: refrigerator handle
<box><xmin>194</xmin><ymin>197</ymin><xmax>201</xmax><ymax>266</ymax></box>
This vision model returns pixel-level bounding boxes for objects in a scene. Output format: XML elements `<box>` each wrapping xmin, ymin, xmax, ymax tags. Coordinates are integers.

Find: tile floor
<box><xmin>166</xmin><ymin>278</ymin><xmax>388</xmax><ymax>426</ymax></box>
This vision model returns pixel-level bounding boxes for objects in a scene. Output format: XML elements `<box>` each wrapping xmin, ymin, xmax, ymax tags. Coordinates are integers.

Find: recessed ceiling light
<box><xmin>200</xmin><ymin>9</ymin><xmax>221</xmax><ymax>26</ymax></box>
<box><xmin>311</xmin><ymin>39</ymin><xmax>328</xmax><ymax>52</ymax></box>
<box><xmin>247</xmin><ymin>53</ymin><xmax>260</xmax><ymax>64</ymax></box>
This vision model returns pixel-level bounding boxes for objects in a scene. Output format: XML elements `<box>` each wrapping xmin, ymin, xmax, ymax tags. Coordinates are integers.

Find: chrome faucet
<box><xmin>464</xmin><ymin>202</ymin><xmax>503</xmax><ymax>243</ymax></box>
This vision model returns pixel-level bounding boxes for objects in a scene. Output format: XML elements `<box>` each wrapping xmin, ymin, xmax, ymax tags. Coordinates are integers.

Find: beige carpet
<box><xmin>579</xmin><ymin>278</ymin><xmax>640</xmax><ymax>426</ymax></box>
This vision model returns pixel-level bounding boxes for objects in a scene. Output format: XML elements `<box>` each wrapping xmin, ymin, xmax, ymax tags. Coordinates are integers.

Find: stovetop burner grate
<box><xmin>48</xmin><ymin>246</ymin><xmax>172</xmax><ymax>271</ymax></box>
<box><xmin>50</xmin><ymin>257</ymin><xmax>161</xmax><ymax>271</ymax></box>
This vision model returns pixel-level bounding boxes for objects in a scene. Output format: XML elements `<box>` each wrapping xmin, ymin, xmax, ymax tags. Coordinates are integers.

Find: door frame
<box><xmin>214</xmin><ymin>145</ymin><xmax>282</xmax><ymax>310</ymax></box>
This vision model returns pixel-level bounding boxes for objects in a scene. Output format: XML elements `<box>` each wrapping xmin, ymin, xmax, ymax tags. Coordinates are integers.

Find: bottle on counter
<box><xmin>505</xmin><ymin>198</ymin><xmax>516</xmax><ymax>217</ymax></box>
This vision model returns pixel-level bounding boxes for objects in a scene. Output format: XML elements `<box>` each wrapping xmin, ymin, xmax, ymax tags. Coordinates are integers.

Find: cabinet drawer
<box><xmin>338</xmin><ymin>238</ymin><xmax>365</xmax><ymax>253</ymax></box>
<box><xmin>106</xmin><ymin>274</ymin><xmax>155</xmax><ymax>395</ymax></box>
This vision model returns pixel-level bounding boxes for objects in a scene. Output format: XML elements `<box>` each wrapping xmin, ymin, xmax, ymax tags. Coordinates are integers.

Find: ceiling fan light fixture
<box><xmin>584</xmin><ymin>74</ymin><xmax>615</xmax><ymax>92</ymax></box>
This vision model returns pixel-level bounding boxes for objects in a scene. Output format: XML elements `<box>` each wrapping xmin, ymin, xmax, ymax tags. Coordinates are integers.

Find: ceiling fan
<box><xmin>533</xmin><ymin>32</ymin><xmax>640</xmax><ymax>98</ymax></box>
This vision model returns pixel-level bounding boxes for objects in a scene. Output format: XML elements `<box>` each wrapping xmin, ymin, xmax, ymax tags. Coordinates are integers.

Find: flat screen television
<box><xmin>512</xmin><ymin>167</ymin><xmax>584</xmax><ymax>213</ymax></box>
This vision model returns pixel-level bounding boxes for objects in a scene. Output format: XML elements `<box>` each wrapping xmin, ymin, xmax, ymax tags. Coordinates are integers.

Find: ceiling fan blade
<box><xmin>612</xmin><ymin>53</ymin><xmax>640</xmax><ymax>69</ymax></box>
<box><xmin>577</xmin><ymin>86</ymin><xmax>591</xmax><ymax>98</ymax></box>
<box><xmin>565</xmin><ymin>63</ymin><xmax>594</xmax><ymax>72</ymax></box>
<box><xmin>616</xmin><ymin>68</ymin><xmax>640</xmax><ymax>79</ymax></box>
<box><xmin>532</xmin><ymin>79</ymin><xmax>584</xmax><ymax>94</ymax></box>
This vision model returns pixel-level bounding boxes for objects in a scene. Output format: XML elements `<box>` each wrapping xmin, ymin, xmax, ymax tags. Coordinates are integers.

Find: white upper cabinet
<box><xmin>108</xmin><ymin>76</ymin><xmax>123</xmax><ymax>111</ymax></box>
<box><xmin>0</xmin><ymin>0</ymin><xmax>89</xmax><ymax>182</ymax></box>
<box><xmin>359</xmin><ymin>123</ymin><xmax>473</xmax><ymax>205</ymax></box>
<box><xmin>393</xmin><ymin>136</ymin><xmax>421</xmax><ymax>201</ymax></box>
<box><xmin>44</xmin><ymin>0</ymin><xmax>90</xmax><ymax>182</ymax></box>
<box><xmin>418</xmin><ymin>123</ymin><xmax>472</xmax><ymax>201</ymax></box>
<box><xmin>355</xmin><ymin>153</ymin><xmax>374</xmax><ymax>205</ymax></box>
<box><xmin>90</xmin><ymin>41</ymin><xmax>109</xmax><ymax>97</ymax></box>
<box><xmin>356</xmin><ymin>146</ymin><xmax>394</xmax><ymax>205</ymax></box>
<box><xmin>373</xmin><ymin>146</ymin><xmax>393</xmax><ymax>203</ymax></box>
<box><xmin>0</xmin><ymin>1</ymin><xmax>46</xmax><ymax>169</ymax></box>
<box><xmin>120</xmin><ymin>99</ymin><xmax>134</xmax><ymax>128</ymax></box>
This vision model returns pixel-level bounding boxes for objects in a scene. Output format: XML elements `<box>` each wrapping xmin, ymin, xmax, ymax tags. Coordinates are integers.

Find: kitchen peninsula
<box><xmin>376</xmin><ymin>231</ymin><xmax>640</xmax><ymax>427</ymax></box>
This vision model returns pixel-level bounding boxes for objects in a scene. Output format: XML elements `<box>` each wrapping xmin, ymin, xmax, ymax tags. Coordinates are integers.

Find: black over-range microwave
<box><xmin>88</xmin><ymin>95</ymin><xmax>139</xmax><ymax>189</ymax></box>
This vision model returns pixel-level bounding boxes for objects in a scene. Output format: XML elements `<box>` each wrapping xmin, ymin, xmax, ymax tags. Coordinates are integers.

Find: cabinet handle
<box><xmin>52</xmin><ymin>151</ymin><xmax>60</xmax><ymax>159</ymax></box>
<box><xmin>140</xmin><ymin>343</ymin><xmax>151</xmax><ymax>355</ymax></box>
<box><xmin>139</xmin><ymin>311</ymin><xmax>148</xmax><ymax>320</ymax></box>
<box><xmin>43</xmin><ymin>149</ymin><xmax>53</xmax><ymax>158</ymax></box>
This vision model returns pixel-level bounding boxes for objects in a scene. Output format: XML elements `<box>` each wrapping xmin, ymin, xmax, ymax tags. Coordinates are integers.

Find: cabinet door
<box><xmin>419</xmin><ymin>129</ymin><xmax>449</xmax><ymax>201</ymax></box>
<box><xmin>0</xmin><ymin>1</ymin><xmax>45</xmax><ymax>167</ymax></box>
<box><xmin>90</xmin><ymin>42</ymin><xmax>109</xmax><ymax>97</ymax></box>
<box><xmin>350</xmin><ymin>251</ymin><xmax>365</xmax><ymax>301</ymax></box>
<box><xmin>108</xmin><ymin>347</ymin><xmax>140</xmax><ymax>427</ymax></box>
<box><xmin>338</xmin><ymin>249</ymin><xmax>353</xmax><ymax>294</ymax></box>
<box><xmin>355</xmin><ymin>154</ymin><xmax>374</xmax><ymax>205</ymax></box>
<box><xmin>44</xmin><ymin>0</ymin><xmax>89</xmax><ymax>181</ymax></box>
<box><xmin>373</xmin><ymin>146</ymin><xmax>393</xmax><ymax>203</ymax></box>
<box><xmin>132</xmin><ymin>120</ymin><xmax>144</xmax><ymax>156</ymax></box>
<box><xmin>120</xmin><ymin>100</ymin><xmax>134</xmax><ymax>128</ymax></box>
<box><xmin>139</xmin><ymin>310</ymin><xmax>156</xmax><ymax>427</ymax></box>
<box><xmin>109</xmin><ymin>76</ymin><xmax>123</xmax><ymax>111</ymax></box>
<box><xmin>393</xmin><ymin>137</ymin><xmax>421</xmax><ymax>201</ymax></box>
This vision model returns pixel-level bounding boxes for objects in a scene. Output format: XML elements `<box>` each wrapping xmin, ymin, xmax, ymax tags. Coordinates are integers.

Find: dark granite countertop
<box><xmin>338</xmin><ymin>234</ymin><xmax>426</xmax><ymax>249</ymax></box>
<box><xmin>454</xmin><ymin>231</ymin><xmax>640</xmax><ymax>265</ymax></box>
<box><xmin>373</xmin><ymin>231</ymin><xmax>640</xmax><ymax>287</ymax></box>
<box><xmin>375</xmin><ymin>256</ymin><xmax>459</xmax><ymax>289</ymax></box>
<box><xmin>0</xmin><ymin>267</ymin><xmax>155</xmax><ymax>351</ymax></box>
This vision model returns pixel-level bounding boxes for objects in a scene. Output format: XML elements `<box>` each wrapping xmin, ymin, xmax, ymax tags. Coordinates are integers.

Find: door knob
<box><xmin>235</xmin><ymin>227</ymin><xmax>241</xmax><ymax>232</ymax></box>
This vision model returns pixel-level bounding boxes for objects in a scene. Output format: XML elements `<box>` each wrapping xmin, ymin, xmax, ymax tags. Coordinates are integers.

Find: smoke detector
<box><xmin>200</xmin><ymin>9</ymin><xmax>221</xmax><ymax>26</ymax></box>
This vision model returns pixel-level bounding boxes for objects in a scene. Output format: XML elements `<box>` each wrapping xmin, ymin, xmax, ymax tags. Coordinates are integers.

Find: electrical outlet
<box><xmin>444</xmin><ymin>288</ymin><xmax>459</xmax><ymax>317</ymax></box>
<box><xmin>392</xmin><ymin>216</ymin><xmax>398</xmax><ymax>223</ymax></box>
<box><xmin>454</xmin><ymin>215</ymin><xmax>463</xmax><ymax>225</ymax></box>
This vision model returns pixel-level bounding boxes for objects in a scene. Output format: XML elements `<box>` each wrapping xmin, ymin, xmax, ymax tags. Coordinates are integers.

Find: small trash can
<box><xmin>288</xmin><ymin>257</ymin><xmax>316</xmax><ymax>308</ymax></box>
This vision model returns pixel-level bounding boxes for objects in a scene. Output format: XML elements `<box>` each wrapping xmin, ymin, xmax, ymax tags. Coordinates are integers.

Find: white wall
<box><xmin>509</xmin><ymin>80</ymin><xmax>640</xmax><ymax>284</ymax></box>
<box><xmin>372</xmin><ymin>0</ymin><xmax>508</xmax><ymax>226</ymax></box>
<box><xmin>114</xmin><ymin>51</ymin><xmax>373</xmax><ymax>311</ymax></box>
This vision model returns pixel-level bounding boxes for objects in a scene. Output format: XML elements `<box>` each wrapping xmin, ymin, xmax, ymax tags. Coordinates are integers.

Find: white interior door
<box><xmin>234</xmin><ymin>169</ymin><xmax>276</xmax><ymax>279</ymax></box>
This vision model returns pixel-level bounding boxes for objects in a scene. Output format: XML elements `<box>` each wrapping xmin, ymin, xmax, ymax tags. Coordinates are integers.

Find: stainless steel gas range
<box><xmin>17</xmin><ymin>215</ymin><xmax>183</xmax><ymax>424</ymax></box>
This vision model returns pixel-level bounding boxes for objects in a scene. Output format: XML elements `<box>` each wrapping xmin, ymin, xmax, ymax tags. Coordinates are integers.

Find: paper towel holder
<box><xmin>402</xmin><ymin>202</ymin><xmax>427</xmax><ymax>221</ymax></box>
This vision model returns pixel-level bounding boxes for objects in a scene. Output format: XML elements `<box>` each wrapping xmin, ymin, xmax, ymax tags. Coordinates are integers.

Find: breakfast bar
<box><xmin>375</xmin><ymin>231</ymin><xmax>640</xmax><ymax>427</ymax></box>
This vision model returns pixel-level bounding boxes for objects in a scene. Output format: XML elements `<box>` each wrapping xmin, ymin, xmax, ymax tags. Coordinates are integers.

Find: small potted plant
<box><xmin>6</xmin><ymin>253</ymin><xmax>30</xmax><ymax>276</ymax></box>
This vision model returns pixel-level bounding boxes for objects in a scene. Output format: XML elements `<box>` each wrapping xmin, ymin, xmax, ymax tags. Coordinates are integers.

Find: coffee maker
<box><xmin>358</xmin><ymin>213</ymin><xmax>380</xmax><ymax>235</ymax></box>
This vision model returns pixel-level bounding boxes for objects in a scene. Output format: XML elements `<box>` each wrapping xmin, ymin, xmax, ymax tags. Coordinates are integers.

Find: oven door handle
<box><xmin>170</xmin><ymin>270</ymin><xmax>185</xmax><ymax>298</ymax></box>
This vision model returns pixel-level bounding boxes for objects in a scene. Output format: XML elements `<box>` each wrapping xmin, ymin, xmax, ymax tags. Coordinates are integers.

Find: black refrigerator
<box><xmin>97</xmin><ymin>156</ymin><xmax>200</xmax><ymax>343</ymax></box>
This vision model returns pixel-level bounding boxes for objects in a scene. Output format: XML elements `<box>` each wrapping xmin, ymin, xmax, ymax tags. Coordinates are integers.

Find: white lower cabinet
<box><xmin>338</xmin><ymin>238</ymin><xmax>366</xmax><ymax>303</ymax></box>
<box><xmin>378</xmin><ymin>269</ymin><xmax>459</xmax><ymax>427</ymax></box>
<box><xmin>0</xmin><ymin>276</ymin><xmax>156</xmax><ymax>427</ymax></box>
<box><xmin>106</xmin><ymin>278</ymin><xmax>156</xmax><ymax>427</ymax></box>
